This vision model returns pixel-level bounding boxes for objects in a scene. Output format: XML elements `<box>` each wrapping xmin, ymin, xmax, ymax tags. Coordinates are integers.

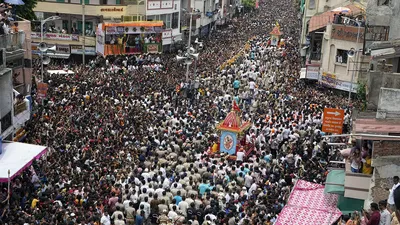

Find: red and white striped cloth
<box><xmin>275</xmin><ymin>180</ymin><xmax>342</xmax><ymax>225</ymax></box>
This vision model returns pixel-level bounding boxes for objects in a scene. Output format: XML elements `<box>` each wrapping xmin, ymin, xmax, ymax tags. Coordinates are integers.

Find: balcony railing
<box><xmin>310</xmin><ymin>52</ymin><xmax>321</xmax><ymax>61</ymax></box>
<box><xmin>0</xmin><ymin>31</ymin><xmax>25</xmax><ymax>52</ymax></box>
<box><xmin>344</xmin><ymin>158</ymin><xmax>372</xmax><ymax>200</ymax></box>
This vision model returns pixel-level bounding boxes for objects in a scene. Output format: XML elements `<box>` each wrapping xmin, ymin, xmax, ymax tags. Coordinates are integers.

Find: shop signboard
<box><xmin>70</xmin><ymin>46</ymin><xmax>96</xmax><ymax>55</ymax></box>
<box><xmin>320</xmin><ymin>72</ymin><xmax>337</xmax><ymax>88</ymax></box>
<box><xmin>331</xmin><ymin>24</ymin><xmax>364</xmax><ymax>43</ymax></box>
<box><xmin>31</xmin><ymin>32</ymin><xmax>79</xmax><ymax>41</ymax></box>
<box><xmin>106</xmin><ymin>26</ymin><xmax>161</xmax><ymax>34</ymax></box>
<box><xmin>306</xmin><ymin>65</ymin><xmax>319</xmax><ymax>80</ymax></box>
<box><xmin>162</xmin><ymin>30</ymin><xmax>172</xmax><ymax>39</ymax></box>
<box><xmin>56</xmin><ymin>45</ymin><xmax>70</xmax><ymax>54</ymax></box>
<box><xmin>320</xmin><ymin>72</ymin><xmax>357</xmax><ymax>93</ymax></box>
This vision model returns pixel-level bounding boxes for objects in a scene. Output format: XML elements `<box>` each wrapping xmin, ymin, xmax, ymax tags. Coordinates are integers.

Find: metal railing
<box><xmin>310</xmin><ymin>52</ymin><xmax>321</xmax><ymax>61</ymax></box>
<box><xmin>0</xmin><ymin>31</ymin><xmax>25</xmax><ymax>52</ymax></box>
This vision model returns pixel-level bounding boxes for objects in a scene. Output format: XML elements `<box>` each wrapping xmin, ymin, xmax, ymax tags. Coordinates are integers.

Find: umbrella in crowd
<box><xmin>331</xmin><ymin>7</ymin><xmax>351</xmax><ymax>13</ymax></box>
<box><xmin>3</xmin><ymin>0</ymin><xmax>24</xmax><ymax>5</ymax></box>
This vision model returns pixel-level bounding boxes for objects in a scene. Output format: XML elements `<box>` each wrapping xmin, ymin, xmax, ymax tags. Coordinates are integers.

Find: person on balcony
<box><xmin>349</xmin><ymin>147</ymin><xmax>362</xmax><ymax>173</ymax></box>
<box><xmin>361</xmin><ymin>149</ymin><xmax>373</xmax><ymax>175</ymax></box>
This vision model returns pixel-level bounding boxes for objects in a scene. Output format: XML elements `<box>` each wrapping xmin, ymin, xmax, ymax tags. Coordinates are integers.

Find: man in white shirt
<box><xmin>379</xmin><ymin>200</ymin><xmax>391</xmax><ymax>225</ymax></box>
<box><xmin>236</xmin><ymin>149</ymin><xmax>245</xmax><ymax>163</ymax></box>
<box><xmin>248</xmin><ymin>81</ymin><xmax>256</xmax><ymax>96</ymax></box>
<box><xmin>101</xmin><ymin>211</ymin><xmax>111</xmax><ymax>225</ymax></box>
<box><xmin>388</xmin><ymin>176</ymin><xmax>400</xmax><ymax>211</ymax></box>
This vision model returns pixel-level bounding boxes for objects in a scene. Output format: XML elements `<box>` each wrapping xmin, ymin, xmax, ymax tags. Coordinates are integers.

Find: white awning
<box><xmin>47</xmin><ymin>70</ymin><xmax>75</xmax><ymax>75</ymax></box>
<box><xmin>44</xmin><ymin>53</ymin><xmax>71</xmax><ymax>59</ymax></box>
<box><xmin>0</xmin><ymin>142</ymin><xmax>47</xmax><ymax>182</ymax></box>
<box><xmin>371</xmin><ymin>48</ymin><xmax>396</xmax><ymax>58</ymax></box>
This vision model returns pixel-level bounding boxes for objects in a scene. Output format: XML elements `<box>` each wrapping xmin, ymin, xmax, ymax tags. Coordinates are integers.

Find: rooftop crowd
<box><xmin>0</xmin><ymin>0</ymin><xmax>376</xmax><ymax>224</ymax></box>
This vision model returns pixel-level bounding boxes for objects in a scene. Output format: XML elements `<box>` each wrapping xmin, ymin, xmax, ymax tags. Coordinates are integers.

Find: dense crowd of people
<box><xmin>0</xmin><ymin>0</ymin><xmax>371</xmax><ymax>224</ymax></box>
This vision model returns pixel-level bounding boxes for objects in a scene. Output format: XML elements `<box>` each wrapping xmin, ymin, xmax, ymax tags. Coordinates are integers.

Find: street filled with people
<box><xmin>0</xmin><ymin>0</ymin><xmax>364</xmax><ymax>224</ymax></box>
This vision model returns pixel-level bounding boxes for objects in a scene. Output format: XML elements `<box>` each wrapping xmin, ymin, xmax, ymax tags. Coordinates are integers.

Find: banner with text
<box><xmin>32</xmin><ymin>32</ymin><xmax>79</xmax><ymax>41</ymax></box>
<box><xmin>70</xmin><ymin>45</ymin><xmax>96</xmax><ymax>55</ymax></box>
<box><xmin>320</xmin><ymin>72</ymin><xmax>358</xmax><ymax>93</ymax></box>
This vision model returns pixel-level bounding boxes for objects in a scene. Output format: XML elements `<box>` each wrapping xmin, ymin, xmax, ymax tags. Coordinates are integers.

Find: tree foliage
<box><xmin>356</xmin><ymin>81</ymin><xmax>367</xmax><ymax>111</ymax></box>
<box><xmin>242</xmin><ymin>0</ymin><xmax>256</xmax><ymax>10</ymax></box>
<box><xmin>1</xmin><ymin>0</ymin><xmax>37</xmax><ymax>21</ymax></box>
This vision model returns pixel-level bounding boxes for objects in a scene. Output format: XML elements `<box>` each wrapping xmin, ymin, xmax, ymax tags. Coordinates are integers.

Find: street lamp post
<box><xmin>346</xmin><ymin>17</ymin><xmax>361</xmax><ymax>105</ymax></box>
<box><xmin>40</xmin><ymin>15</ymin><xmax>61</xmax><ymax>81</ymax></box>
<box><xmin>184</xmin><ymin>10</ymin><xmax>201</xmax><ymax>82</ymax></box>
<box><xmin>82</xmin><ymin>0</ymin><xmax>86</xmax><ymax>65</ymax></box>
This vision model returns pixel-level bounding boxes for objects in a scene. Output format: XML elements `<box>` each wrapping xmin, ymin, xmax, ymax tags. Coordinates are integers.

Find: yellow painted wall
<box><xmin>35</xmin><ymin>1</ymin><xmax>127</xmax><ymax>17</ymax></box>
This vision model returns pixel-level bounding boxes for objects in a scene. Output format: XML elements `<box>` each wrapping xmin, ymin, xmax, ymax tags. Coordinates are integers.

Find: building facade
<box><xmin>363</xmin><ymin>0</ymin><xmax>400</xmax><ymax>109</ymax></box>
<box><xmin>300</xmin><ymin>0</ymin><xmax>369</xmax><ymax>93</ymax></box>
<box><xmin>0</xmin><ymin>22</ymin><xmax>32</xmax><ymax>141</ymax></box>
<box><xmin>33</xmin><ymin>0</ymin><xmax>181</xmax><ymax>55</ymax></box>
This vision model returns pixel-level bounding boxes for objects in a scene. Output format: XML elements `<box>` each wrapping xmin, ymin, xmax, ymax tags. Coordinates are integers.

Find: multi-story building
<box><xmin>33</xmin><ymin>0</ymin><xmax>182</xmax><ymax>55</ymax></box>
<box><xmin>0</xmin><ymin>20</ymin><xmax>32</xmax><ymax>141</ymax></box>
<box><xmin>180</xmin><ymin>0</ymin><xmax>235</xmax><ymax>42</ymax></box>
<box><xmin>363</xmin><ymin>0</ymin><xmax>400</xmax><ymax>110</ymax></box>
<box><xmin>327</xmin><ymin>0</ymin><xmax>400</xmax><ymax>210</ymax></box>
<box><xmin>299</xmin><ymin>0</ymin><xmax>369</xmax><ymax>94</ymax></box>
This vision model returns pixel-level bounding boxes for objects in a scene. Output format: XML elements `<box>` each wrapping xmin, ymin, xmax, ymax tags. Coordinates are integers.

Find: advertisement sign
<box><xmin>219</xmin><ymin>131</ymin><xmax>237</xmax><ymax>155</ymax></box>
<box><xmin>106</xmin><ymin>26</ymin><xmax>159</xmax><ymax>34</ymax></box>
<box><xmin>56</xmin><ymin>45</ymin><xmax>70</xmax><ymax>54</ymax></box>
<box><xmin>32</xmin><ymin>43</ymin><xmax>70</xmax><ymax>55</ymax></box>
<box><xmin>306</xmin><ymin>65</ymin><xmax>319</xmax><ymax>80</ymax></box>
<box><xmin>321</xmin><ymin>72</ymin><xmax>337</xmax><ymax>88</ymax></box>
<box><xmin>31</xmin><ymin>32</ymin><xmax>79</xmax><ymax>41</ymax></box>
<box><xmin>335</xmin><ymin>79</ymin><xmax>358</xmax><ymax>93</ymax></box>
<box><xmin>322</xmin><ymin>108</ymin><xmax>344</xmax><ymax>134</ymax></box>
<box><xmin>162</xmin><ymin>30</ymin><xmax>172</xmax><ymax>39</ymax></box>
<box><xmin>70</xmin><ymin>46</ymin><xmax>96</xmax><ymax>55</ymax></box>
<box><xmin>320</xmin><ymin>72</ymin><xmax>357</xmax><ymax>93</ymax></box>
<box><xmin>96</xmin><ymin>24</ymin><xmax>105</xmax><ymax>56</ymax></box>
<box><xmin>331</xmin><ymin>24</ymin><xmax>364</xmax><ymax>43</ymax></box>
<box><xmin>146</xmin><ymin>44</ymin><xmax>159</xmax><ymax>53</ymax></box>
<box><xmin>37</xmin><ymin>82</ymin><xmax>48</xmax><ymax>100</ymax></box>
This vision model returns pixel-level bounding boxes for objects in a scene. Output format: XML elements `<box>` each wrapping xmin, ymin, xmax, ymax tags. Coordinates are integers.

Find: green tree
<box><xmin>242</xmin><ymin>0</ymin><xmax>256</xmax><ymax>10</ymax></box>
<box><xmin>1</xmin><ymin>0</ymin><xmax>37</xmax><ymax>21</ymax></box>
<box><xmin>356</xmin><ymin>81</ymin><xmax>367</xmax><ymax>111</ymax></box>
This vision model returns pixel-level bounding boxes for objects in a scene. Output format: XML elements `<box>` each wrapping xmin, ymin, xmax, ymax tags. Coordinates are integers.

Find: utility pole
<box><xmin>186</xmin><ymin>12</ymin><xmax>193</xmax><ymax>82</ymax></box>
<box><xmin>82</xmin><ymin>0</ymin><xmax>86</xmax><ymax>65</ymax></box>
